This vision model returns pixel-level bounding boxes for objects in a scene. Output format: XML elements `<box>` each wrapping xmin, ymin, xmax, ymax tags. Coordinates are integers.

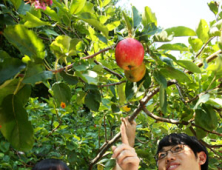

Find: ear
<box><xmin>197</xmin><ymin>151</ymin><xmax>207</xmax><ymax>165</ymax></box>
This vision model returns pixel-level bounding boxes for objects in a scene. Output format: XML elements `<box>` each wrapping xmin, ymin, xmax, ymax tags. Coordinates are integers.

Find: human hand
<box><xmin>112</xmin><ymin>120</ymin><xmax>140</xmax><ymax>170</ymax></box>
<box><xmin>121</xmin><ymin>117</ymin><xmax>136</xmax><ymax>147</ymax></box>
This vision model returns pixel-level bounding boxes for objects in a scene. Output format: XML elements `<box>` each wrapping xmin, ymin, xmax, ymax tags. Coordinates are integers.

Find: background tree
<box><xmin>0</xmin><ymin>0</ymin><xmax>221</xmax><ymax>169</ymax></box>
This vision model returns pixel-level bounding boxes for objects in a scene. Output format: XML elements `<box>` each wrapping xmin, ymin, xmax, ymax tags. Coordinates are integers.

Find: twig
<box><xmin>81</xmin><ymin>45</ymin><xmax>115</xmax><ymax>60</ymax></box>
<box><xmin>195</xmin><ymin>37</ymin><xmax>215</xmax><ymax>59</ymax></box>
<box><xmin>98</xmin><ymin>81</ymin><xmax>126</xmax><ymax>87</ymax></box>
<box><xmin>200</xmin><ymin>140</ymin><xmax>222</xmax><ymax>158</ymax></box>
<box><xmin>142</xmin><ymin>107</ymin><xmax>222</xmax><ymax>137</ymax></box>
<box><xmin>175</xmin><ymin>82</ymin><xmax>186</xmax><ymax>103</ymax></box>
<box><xmin>186</xmin><ymin>50</ymin><xmax>222</xmax><ymax>74</ymax></box>
<box><xmin>191</xmin><ymin>123</ymin><xmax>222</xmax><ymax>137</ymax></box>
<box><xmin>142</xmin><ymin>107</ymin><xmax>181</xmax><ymax>124</ymax></box>
<box><xmin>104</xmin><ymin>116</ymin><xmax>107</xmax><ymax>142</ymax></box>
<box><xmin>94</xmin><ymin>60</ymin><xmax>123</xmax><ymax>80</ymax></box>
<box><xmin>185</xmin><ymin>83</ymin><xmax>222</xmax><ymax>103</ymax></box>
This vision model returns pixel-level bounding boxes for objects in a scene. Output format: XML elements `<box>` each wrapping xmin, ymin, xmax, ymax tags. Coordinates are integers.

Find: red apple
<box><xmin>124</xmin><ymin>62</ymin><xmax>146</xmax><ymax>82</ymax></box>
<box><xmin>115</xmin><ymin>38</ymin><xmax>144</xmax><ymax>70</ymax></box>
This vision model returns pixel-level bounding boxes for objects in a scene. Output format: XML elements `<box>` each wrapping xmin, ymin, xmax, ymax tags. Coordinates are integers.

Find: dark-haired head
<box><xmin>32</xmin><ymin>158</ymin><xmax>70</xmax><ymax>170</ymax></box>
<box><xmin>156</xmin><ymin>133</ymin><xmax>208</xmax><ymax>170</ymax></box>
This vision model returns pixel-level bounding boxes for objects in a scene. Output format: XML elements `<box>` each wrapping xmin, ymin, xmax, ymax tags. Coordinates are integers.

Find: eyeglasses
<box><xmin>155</xmin><ymin>144</ymin><xmax>185</xmax><ymax>161</ymax></box>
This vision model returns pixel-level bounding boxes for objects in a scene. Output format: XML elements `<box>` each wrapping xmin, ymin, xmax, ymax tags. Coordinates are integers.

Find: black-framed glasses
<box><xmin>155</xmin><ymin>144</ymin><xmax>185</xmax><ymax>161</ymax></box>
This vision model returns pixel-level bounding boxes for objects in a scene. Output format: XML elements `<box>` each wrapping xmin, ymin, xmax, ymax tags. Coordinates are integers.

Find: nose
<box><xmin>165</xmin><ymin>151</ymin><xmax>176</xmax><ymax>163</ymax></box>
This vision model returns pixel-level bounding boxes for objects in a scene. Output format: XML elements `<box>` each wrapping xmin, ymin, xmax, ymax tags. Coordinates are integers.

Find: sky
<box><xmin>117</xmin><ymin>0</ymin><xmax>216</xmax><ymax>30</ymax></box>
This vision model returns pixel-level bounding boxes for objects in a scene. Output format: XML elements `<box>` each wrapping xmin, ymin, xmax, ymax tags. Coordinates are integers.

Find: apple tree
<box><xmin>0</xmin><ymin>0</ymin><xmax>221</xmax><ymax>169</ymax></box>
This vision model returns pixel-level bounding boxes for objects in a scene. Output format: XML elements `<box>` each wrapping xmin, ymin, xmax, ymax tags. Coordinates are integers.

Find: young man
<box><xmin>112</xmin><ymin>122</ymin><xmax>208</xmax><ymax>170</ymax></box>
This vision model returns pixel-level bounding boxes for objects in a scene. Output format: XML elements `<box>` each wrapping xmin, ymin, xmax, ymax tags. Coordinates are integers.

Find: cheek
<box><xmin>157</xmin><ymin>161</ymin><xmax>165</xmax><ymax>170</ymax></box>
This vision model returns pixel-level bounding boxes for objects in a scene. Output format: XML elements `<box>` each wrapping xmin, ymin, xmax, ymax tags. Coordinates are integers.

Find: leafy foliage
<box><xmin>0</xmin><ymin>0</ymin><xmax>221</xmax><ymax>169</ymax></box>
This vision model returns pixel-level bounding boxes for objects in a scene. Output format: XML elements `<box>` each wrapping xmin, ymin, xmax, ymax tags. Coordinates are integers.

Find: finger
<box><xmin>119</xmin><ymin>156</ymin><xmax>140</xmax><ymax>169</ymax></box>
<box><xmin>120</xmin><ymin>122</ymin><xmax>129</xmax><ymax>145</ymax></box>
<box><xmin>121</xmin><ymin>117</ymin><xmax>127</xmax><ymax>127</ymax></box>
<box><xmin>111</xmin><ymin>145</ymin><xmax>117</xmax><ymax>152</ymax></box>
<box><xmin>125</xmin><ymin>117</ymin><xmax>136</xmax><ymax>127</ymax></box>
<box><xmin>112</xmin><ymin>144</ymin><xmax>134</xmax><ymax>158</ymax></box>
<box><xmin>116</xmin><ymin>149</ymin><xmax>137</xmax><ymax>165</ymax></box>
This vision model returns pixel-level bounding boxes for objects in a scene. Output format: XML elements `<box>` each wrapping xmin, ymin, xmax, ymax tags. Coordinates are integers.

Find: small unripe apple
<box><xmin>124</xmin><ymin>62</ymin><xmax>146</xmax><ymax>82</ymax></box>
<box><xmin>115</xmin><ymin>38</ymin><xmax>144</xmax><ymax>70</ymax></box>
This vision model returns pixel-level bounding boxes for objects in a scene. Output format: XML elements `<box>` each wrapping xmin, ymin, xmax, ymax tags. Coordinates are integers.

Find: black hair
<box><xmin>32</xmin><ymin>158</ymin><xmax>70</xmax><ymax>170</ymax></box>
<box><xmin>156</xmin><ymin>133</ymin><xmax>208</xmax><ymax>170</ymax></box>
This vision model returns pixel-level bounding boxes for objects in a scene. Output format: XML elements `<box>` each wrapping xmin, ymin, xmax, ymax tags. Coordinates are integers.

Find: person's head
<box><xmin>32</xmin><ymin>158</ymin><xmax>70</xmax><ymax>170</ymax></box>
<box><xmin>155</xmin><ymin>133</ymin><xmax>208</xmax><ymax>170</ymax></box>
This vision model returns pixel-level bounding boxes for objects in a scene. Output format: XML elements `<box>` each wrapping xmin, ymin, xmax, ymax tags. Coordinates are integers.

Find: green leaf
<box><xmin>138</xmin><ymin>70</ymin><xmax>151</xmax><ymax>89</ymax></box>
<box><xmin>208</xmin><ymin>98</ymin><xmax>222</xmax><ymax>107</ymax></box>
<box><xmin>80</xmin><ymin>2</ymin><xmax>94</xmax><ymax>14</ymax></box>
<box><xmin>132</xmin><ymin>6</ymin><xmax>142</xmax><ymax>29</ymax></box>
<box><xmin>196</xmin><ymin>128</ymin><xmax>207</xmax><ymax>139</ymax></box>
<box><xmin>153</xmin><ymin>70</ymin><xmax>167</xmax><ymax>89</ymax></box>
<box><xmin>52</xmin><ymin>82</ymin><xmax>72</xmax><ymax>106</ymax></box>
<box><xmin>0</xmin><ymin>79</ymin><xmax>19</xmax><ymax>105</ymax></box>
<box><xmin>9</xmin><ymin>0</ymin><xmax>22</xmax><ymax>10</ymax></box>
<box><xmin>153</xmin><ymin>31</ymin><xmax>174</xmax><ymax>42</ymax></box>
<box><xmin>193</xmin><ymin>94</ymin><xmax>210</xmax><ymax>109</ymax></box>
<box><xmin>22</xmin><ymin>64</ymin><xmax>53</xmax><ymax>86</ymax></box>
<box><xmin>142</xmin><ymin>6</ymin><xmax>157</xmax><ymax>27</ymax></box>
<box><xmin>0</xmin><ymin>94</ymin><xmax>34</xmax><ymax>151</ymax></box>
<box><xmin>158</xmin><ymin>43</ymin><xmax>188</xmax><ymax>51</ymax></box>
<box><xmin>3</xmin><ymin>25</ymin><xmax>45</xmax><ymax>60</ymax></box>
<box><xmin>43</xmin><ymin>6</ymin><xmax>60</xmax><ymax>22</ymax></box>
<box><xmin>17</xmin><ymin>1</ymin><xmax>31</xmax><ymax>15</ymax></box>
<box><xmin>176</xmin><ymin>60</ymin><xmax>202</xmax><ymax>73</ymax></box>
<box><xmin>160</xmin><ymin>56</ymin><xmax>174</xmax><ymax>67</ymax></box>
<box><xmin>103</xmin><ymin>0</ymin><xmax>111</xmax><ymax>7</ymax></box>
<box><xmin>50</xmin><ymin>35</ymin><xmax>81</xmax><ymax>58</ymax></box>
<box><xmin>76</xmin><ymin>91</ymin><xmax>86</xmax><ymax>105</ymax></box>
<box><xmin>207</xmin><ymin>55</ymin><xmax>222</xmax><ymax>75</ymax></box>
<box><xmin>208</xmin><ymin>1</ymin><xmax>218</xmax><ymax>15</ymax></box>
<box><xmin>60</xmin><ymin>71</ymin><xmax>78</xmax><ymax>85</ymax></box>
<box><xmin>95</xmin><ymin>33</ymin><xmax>108</xmax><ymax>43</ymax></box>
<box><xmin>195</xmin><ymin>104</ymin><xmax>218</xmax><ymax>131</ymax></box>
<box><xmin>0</xmin><ymin>51</ymin><xmax>26</xmax><ymax>85</ymax></box>
<box><xmin>111</xmin><ymin>104</ymin><xmax>120</xmax><ymax>113</ymax></box>
<box><xmin>122</xmin><ymin>11</ymin><xmax>132</xmax><ymax>35</ymax></box>
<box><xmin>159</xmin><ymin>85</ymin><xmax>167</xmax><ymax>114</ymax></box>
<box><xmin>82</xmin><ymin>71</ymin><xmax>98</xmax><ymax>85</ymax></box>
<box><xmin>188</xmin><ymin>37</ymin><xmax>203</xmax><ymax>52</ymax></box>
<box><xmin>23</xmin><ymin>12</ymin><xmax>51</xmax><ymax>28</ymax></box>
<box><xmin>209</xmin><ymin>26</ymin><xmax>220</xmax><ymax>37</ymax></box>
<box><xmin>196</xmin><ymin>19</ymin><xmax>209</xmax><ymax>43</ymax></box>
<box><xmin>78</xmin><ymin>12</ymin><xmax>109</xmax><ymax>38</ymax></box>
<box><xmin>160</xmin><ymin>65</ymin><xmax>190</xmax><ymax>83</ymax></box>
<box><xmin>106</xmin><ymin>21</ymin><xmax>121</xmax><ymax>31</ymax></box>
<box><xmin>137</xmin><ymin>23</ymin><xmax>162</xmax><ymax>42</ymax></box>
<box><xmin>104</xmin><ymin>159</ymin><xmax>116</xmax><ymax>169</ymax></box>
<box><xmin>125</xmin><ymin>81</ymin><xmax>137</xmax><ymax>100</ymax></box>
<box><xmin>16</xmin><ymin>84</ymin><xmax>31</xmax><ymax>106</ymax></box>
<box><xmin>70</xmin><ymin>0</ymin><xmax>86</xmax><ymax>14</ymax></box>
<box><xmin>85</xmin><ymin>90</ymin><xmax>101</xmax><ymax>111</ymax></box>
<box><xmin>117</xmin><ymin>83</ymin><xmax>126</xmax><ymax>106</ymax></box>
<box><xmin>165</xmin><ymin>26</ymin><xmax>196</xmax><ymax>37</ymax></box>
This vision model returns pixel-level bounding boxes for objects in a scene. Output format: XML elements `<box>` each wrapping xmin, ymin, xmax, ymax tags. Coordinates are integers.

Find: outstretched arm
<box><xmin>112</xmin><ymin>118</ymin><xmax>139</xmax><ymax>170</ymax></box>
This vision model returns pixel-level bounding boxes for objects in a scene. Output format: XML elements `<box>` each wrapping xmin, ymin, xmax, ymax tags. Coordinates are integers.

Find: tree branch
<box><xmin>98</xmin><ymin>81</ymin><xmax>126</xmax><ymax>87</ymax></box>
<box><xmin>81</xmin><ymin>45</ymin><xmax>115</xmax><ymax>60</ymax></box>
<box><xmin>186</xmin><ymin>50</ymin><xmax>222</xmax><ymax>74</ymax></box>
<box><xmin>93</xmin><ymin>60</ymin><xmax>123</xmax><ymax>80</ymax></box>
<box><xmin>51</xmin><ymin>45</ymin><xmax>123</xmax><ymax>80</ymax></box>
<box><xmin>88</xmin><ymin>80</ymin><xmax>177</xmax><ymax>169</ymax></box>
<box><xmin>195</xmin><ymin>37</ymin><xmax>215</xmax><ymax>59</ymax></box>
